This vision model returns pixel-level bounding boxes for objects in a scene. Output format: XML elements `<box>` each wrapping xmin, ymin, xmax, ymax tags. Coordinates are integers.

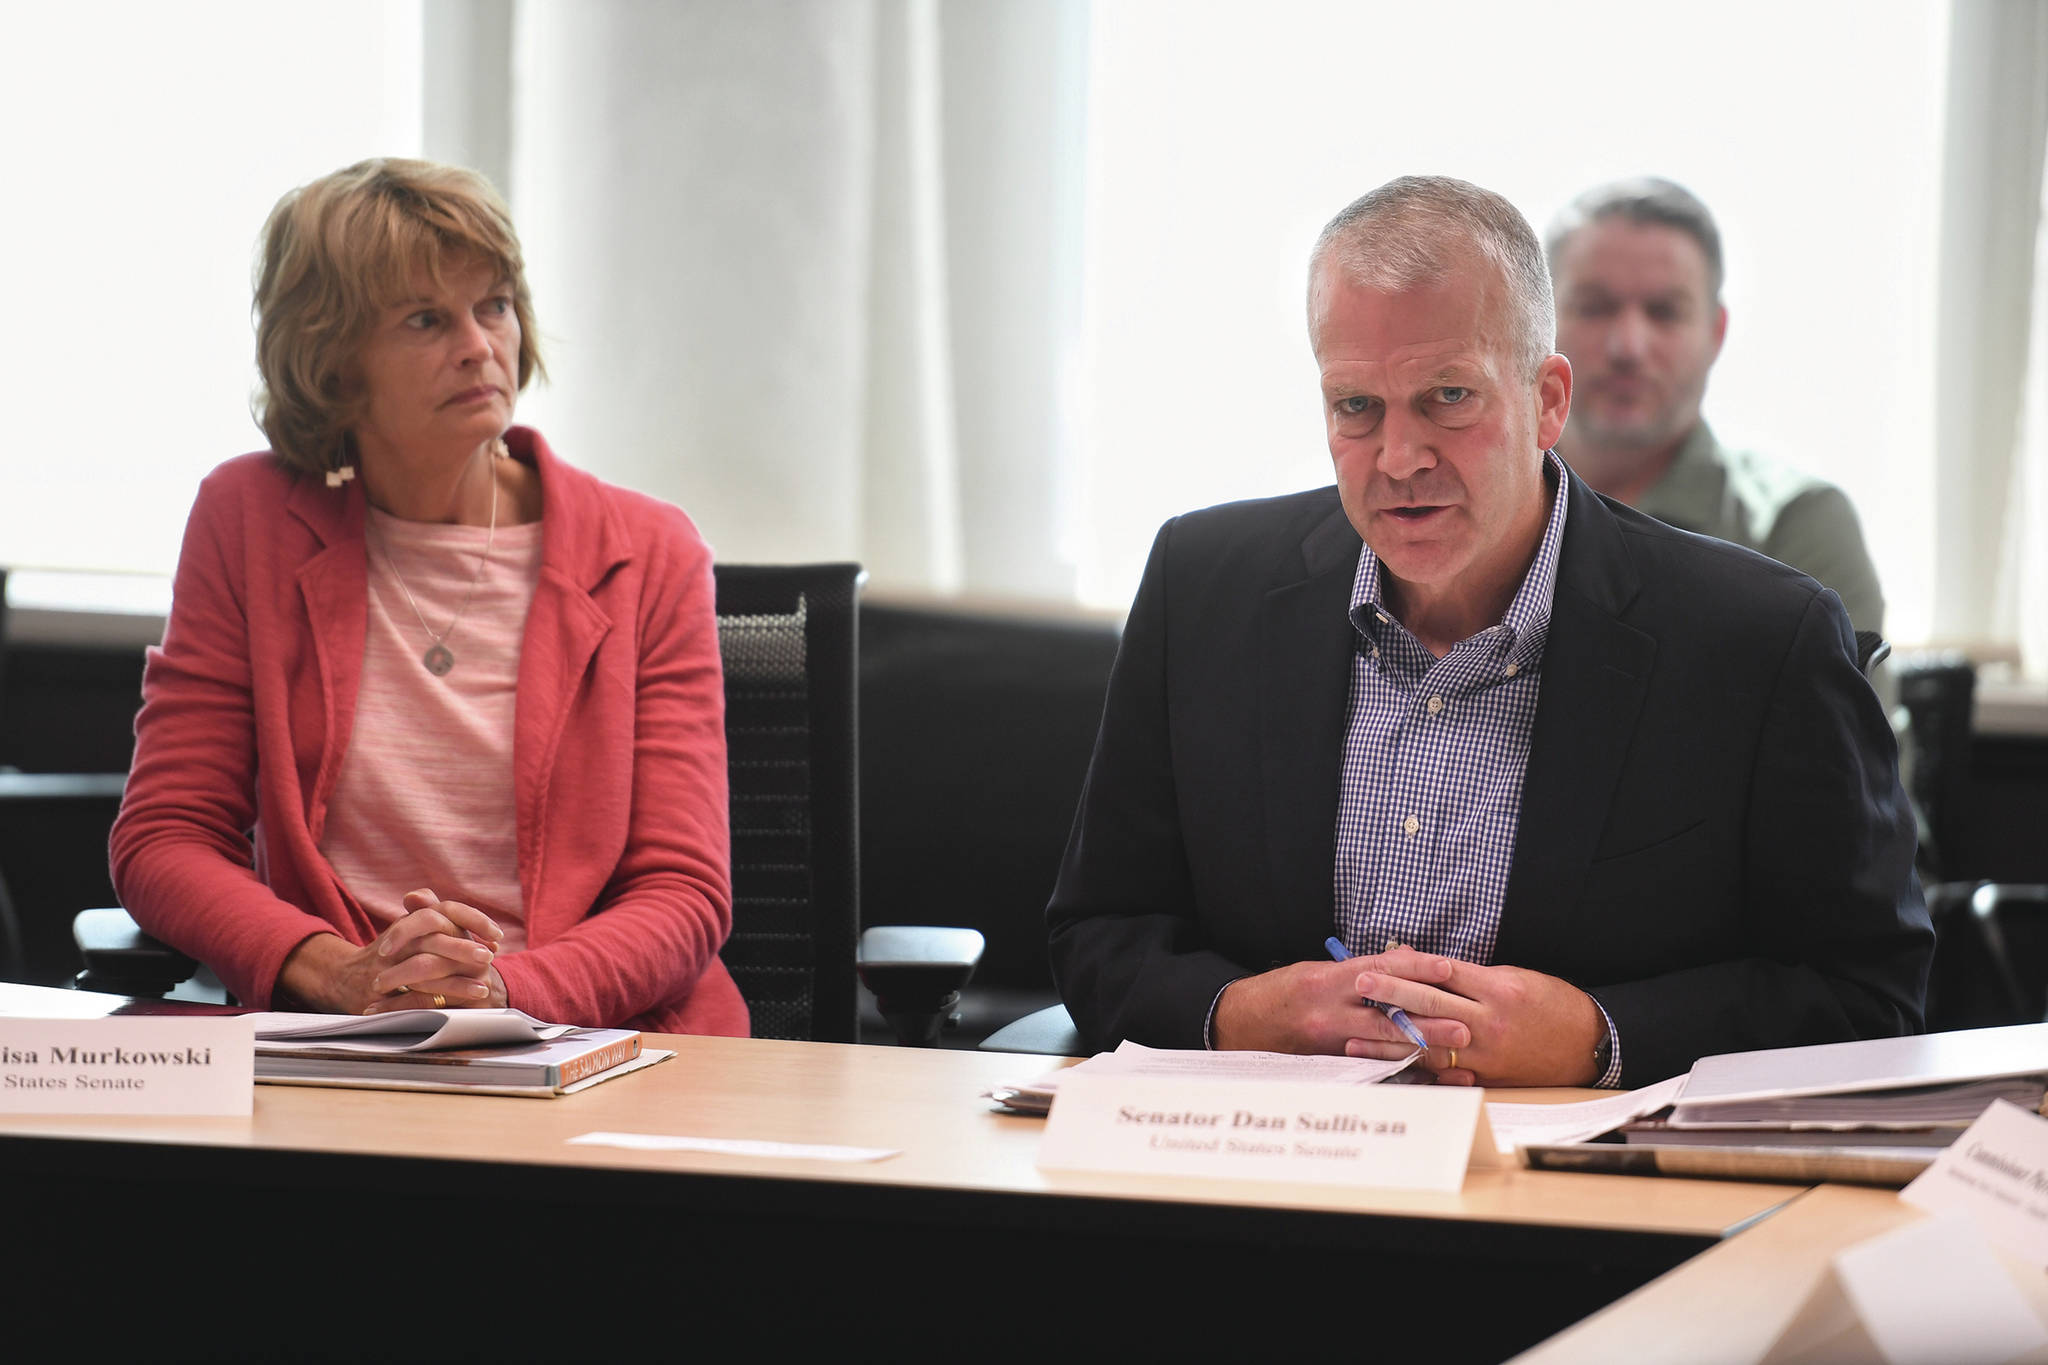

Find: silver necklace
<box><xmin>378</xmin><ymin>441</ymin><xmax>503</xmax><ymax>677</ymax></box>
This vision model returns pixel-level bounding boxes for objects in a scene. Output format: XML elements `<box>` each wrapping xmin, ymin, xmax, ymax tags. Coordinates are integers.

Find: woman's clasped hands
<box><xmin>276</xmin><ymin>888</ymin><xmax>508</xmax><ymax>1015</ymax></box>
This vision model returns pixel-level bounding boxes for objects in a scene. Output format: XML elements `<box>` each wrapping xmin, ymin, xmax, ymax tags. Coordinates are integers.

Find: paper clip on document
<box><xmin>1325</xmin><ymin>936</ymin><xmax>1430</xmax><ymax>1053</ymax></box>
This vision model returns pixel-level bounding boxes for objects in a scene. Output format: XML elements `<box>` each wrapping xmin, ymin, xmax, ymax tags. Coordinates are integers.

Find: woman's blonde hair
<box><xmin>252</xmin><ymin>158</ymin><xmax>546</xmax><ymax>476</ymax></box>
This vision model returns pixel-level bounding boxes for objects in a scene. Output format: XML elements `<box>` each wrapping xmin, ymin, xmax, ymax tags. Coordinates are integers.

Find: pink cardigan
<box><xmin>111</xmin><ymin>427</ymin><xmax>747</xmax><ymax>1036</ymax></box>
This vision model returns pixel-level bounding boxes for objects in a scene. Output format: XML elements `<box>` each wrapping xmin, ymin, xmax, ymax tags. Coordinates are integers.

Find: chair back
<box><xmin>0</xmin><ymin>566</ymin><xmax>10</xmax><ymax>746</ymax></box>
<box><xmin>0</xmin><ymin>565</ymin><xmax>17</xmax><ymax>977</ymax></box>
<box><xmin>1929</xmin><ymin>882</ymin><xmax>2048</xmax><ymax>1028</ymax></box>
<box><xmin>1894</xmin><ymin>651</ymin><xmax>1977</xmax><ymax>881</ymax></box>
<box><xmin>714</xmin><ymin>563</ymin><xmax>864</xmax><ymax>1042</ymax></box>
<box><xmin>858</xmin><ymin>601</ymin><xmax>1120</xmax><ymax>997</ymax></box>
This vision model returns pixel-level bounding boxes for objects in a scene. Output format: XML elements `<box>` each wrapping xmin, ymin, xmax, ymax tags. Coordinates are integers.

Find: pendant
<box><xmin>423</xmin><ymin>643</ymin><xmax>456</xmax><ymax>676</ymax></box>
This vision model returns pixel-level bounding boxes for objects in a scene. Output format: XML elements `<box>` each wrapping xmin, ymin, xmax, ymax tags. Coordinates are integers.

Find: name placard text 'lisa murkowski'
<box><xmin>0</xmin><ymin>1016</ymin><xmax>254</xmax><ymax>1115</ymax></box>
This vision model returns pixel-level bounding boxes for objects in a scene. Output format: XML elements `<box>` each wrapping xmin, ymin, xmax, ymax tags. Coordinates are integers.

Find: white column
<box><xmin>509</xmin><ymin>0</ymin><xmax>880</xmax><ymax>565</ymax></box>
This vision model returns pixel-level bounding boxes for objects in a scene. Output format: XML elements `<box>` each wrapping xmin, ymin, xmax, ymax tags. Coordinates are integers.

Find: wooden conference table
<box><xmin>1512</xmin><ymin>1181</ymin><xmax>2048</xmax><ymax>1364</ymax></box>
<box><xmin>0</xmin><ymin>988</ymin><xmax>1834</xmax><ymax>1362</ymax></box>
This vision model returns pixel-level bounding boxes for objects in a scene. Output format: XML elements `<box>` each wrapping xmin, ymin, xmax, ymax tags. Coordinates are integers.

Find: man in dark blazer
<box><xmin>1046</xmin><ymin>177</ymin><xmax>1929</xmax><ymax>1088</ymax></box>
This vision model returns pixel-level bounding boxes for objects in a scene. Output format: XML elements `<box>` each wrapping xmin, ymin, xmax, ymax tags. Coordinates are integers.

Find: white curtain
<box><xmin>2004</xmin><ymin>159</ymin><xmax>2048</xmax><ymax>678</ymax></box>
<box><xmin>499</xmin><ymin>0</ymin><xmax>1086</xmax><ymax>600</ymax></box>
<box><xmin>1936</xmin><ymin>0</ymin><xmax>2048</xmax><ymax>676</ymax></box>
<box><xmin>0</xmin><ymin>0</ymin><xmax>422</xmax><ymax>582</ymax></box>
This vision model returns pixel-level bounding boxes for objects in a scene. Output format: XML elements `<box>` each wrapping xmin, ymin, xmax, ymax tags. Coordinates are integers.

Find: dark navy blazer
<box><xmin>1046</xmin><ymin>473</ymin><xmax>1931</xmax><ymax>1086</ymax></box>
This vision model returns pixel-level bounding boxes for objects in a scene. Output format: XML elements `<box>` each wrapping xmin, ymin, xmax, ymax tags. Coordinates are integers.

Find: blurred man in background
<box><xmin>1548</xmin><ymin>177</ymin><xmax>1884</xmax><ymax>635</ymax></box>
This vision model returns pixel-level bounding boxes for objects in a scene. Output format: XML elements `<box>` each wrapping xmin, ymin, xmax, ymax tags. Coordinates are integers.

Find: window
<box><xmin>0</xmin><ymin>1</ymin><xmax>421</xmax><ymax>580</ymax></box>
<box><xmin>1075</xmin><ymin>0</ymin><xmax>1949</xmax><ymax>643</ymax></box>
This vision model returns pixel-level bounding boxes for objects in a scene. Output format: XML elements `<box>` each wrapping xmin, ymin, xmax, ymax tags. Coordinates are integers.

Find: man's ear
<box><xmin>1710</xmin><ymin>302</ymin><xmax>1729</xmax><ymax>362</ymax></box>
<box><xmin>1535</xmin><ymin>352</ymin><xmax>1572</xmax><ymax>451</ymax></box>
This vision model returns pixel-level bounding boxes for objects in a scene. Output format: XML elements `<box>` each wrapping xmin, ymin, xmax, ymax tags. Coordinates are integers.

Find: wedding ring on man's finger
<box><xmin>1448</xmin><ymin>1048</ymin><xmax>1458</xmax><ymax>1070</ymax></box>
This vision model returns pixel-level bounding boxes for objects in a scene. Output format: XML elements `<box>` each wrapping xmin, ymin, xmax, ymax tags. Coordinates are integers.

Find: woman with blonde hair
<box><xmin>111</xmin><ymin>158</ymin><xmax>745</xmax><ymax>1033</ymax></box>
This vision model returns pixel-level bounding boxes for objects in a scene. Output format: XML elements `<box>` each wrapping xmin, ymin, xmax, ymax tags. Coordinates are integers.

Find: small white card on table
<box><xmin>1902</xmin><ymin>1099</ymin><xmax>2048</xmax><ymax>1269</ymax></box>
<box><xmin>1764</xmin><ymin>1215</ymin><xmax>2048</xmax><ymax>1365</ymax></box>
<box><xmin>0</xmin><ymin>1016</ymin><xmax>254</xmax><ymax>1115</ymax></box>
<box><xmin>1036</xmin><ymin>1073</ymin><xmax>1498</xmax><ymax>1192</ymax></box>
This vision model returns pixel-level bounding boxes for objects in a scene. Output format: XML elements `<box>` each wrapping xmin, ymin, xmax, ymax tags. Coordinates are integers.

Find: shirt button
<box><xmin>1370</xmin><ymin>646</ymin><xmax>1380</xmax><ymax>659</ymax></box>
<box><xmin>1504</xmin><ymin>663</ymin><xmax>1519</xmax><ymax>678</ymax></box>
<box><xmin>1426</xmin><ymin>695</ymin><xmax>1444</xmax><ymax>715</ymax></box>
<box><xmin>1402</xmin><ymin>815</ymin><xmax>1420</xmax><ymax>836</ymax></box>
<box><xmin>1375</xmin><ymin>612</ymin><xmax>1389</xmax><ymax>625</ymax></box>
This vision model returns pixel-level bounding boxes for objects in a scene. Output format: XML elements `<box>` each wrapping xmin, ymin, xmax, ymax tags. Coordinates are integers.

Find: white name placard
<box><xmin>0</xmin><ymin>1017</ymin><xmax>254</xmax><ymax>1115</ymax></box>
<box><xmin>1903</xmin><ymin>1099</ymin><xmax>2048</xmax><ymax>1269</ymax></box>
<box><xmin>1036</xmin><ymin>1073</ymin><xmax>1499</xmax><ymax>1192</ymax></box>
<box><xmin>1764</xmin><ymin>1215</ymin><xmax>2048</xmax><ymax>1365</ymax></box>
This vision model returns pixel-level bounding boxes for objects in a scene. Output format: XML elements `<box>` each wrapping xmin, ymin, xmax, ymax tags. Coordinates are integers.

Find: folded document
<box><xmin>1517</xmin><ymin>1022</ymin><xmax>2048</xmax><ymax>1186</ymax></box>
<box><xmin>987</xmin><ymin>1039</ymin><xmax>1423</xmax><ymax>1114</ymax></box>
<box><xmin>248</xmin><ymin>1007</ymin><xmax>578</xmax><ymax>1053</ymax></box>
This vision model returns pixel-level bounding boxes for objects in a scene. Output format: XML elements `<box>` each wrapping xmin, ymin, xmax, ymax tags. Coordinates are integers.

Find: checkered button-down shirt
<box><xmin>1331</xmin><ymin>452</ymin><xmax>1622</xmax><ymax>1085</ymax></box>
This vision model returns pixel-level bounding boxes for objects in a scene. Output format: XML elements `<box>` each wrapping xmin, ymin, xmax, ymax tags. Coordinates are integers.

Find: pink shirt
<box><xmin>321</xmin><ymin>511</ymin><xmax>543</xmax><ymax>950</ymax></box>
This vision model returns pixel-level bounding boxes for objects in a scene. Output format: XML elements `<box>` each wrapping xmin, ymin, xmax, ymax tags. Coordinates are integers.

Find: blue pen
<box><xmin>1325</xmin><ymin>936</ymin><xmax>1429</xmax><ymax>1052</ymax></box>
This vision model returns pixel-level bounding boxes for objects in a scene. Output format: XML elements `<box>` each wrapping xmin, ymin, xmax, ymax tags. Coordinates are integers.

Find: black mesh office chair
<box><xmin>1928</xmin><ymin>879</ymin><xmax>2048</xmax><ymax>1028</ymax></box>
<box><xmin>716</xmin><ymin>567</ymin><xmax>989</xmax><ymax>1045</ymax></box>
<box><xmin>713</xmin><ymin>563</ymin><xmax>863</xmax><ymax>1042</ymax></box>
<box><xmin>0</xmin><ymin>566</ymin><xmax>19</xmax><ymax>977</ymax></box>
<box><xmin>1896</xmin><ymin>651</ymin><xmax>1975</xmax><ymax>885</ymax></box>
<box><xmin>1893</xmin><ymin>650</ymin><xmax>2048</xmax><ymax>1029</ymax></box>
<box><xmin>0</xmin><ymin>573</ymin><xmax>131</xmax><ymax>986</ymax></box>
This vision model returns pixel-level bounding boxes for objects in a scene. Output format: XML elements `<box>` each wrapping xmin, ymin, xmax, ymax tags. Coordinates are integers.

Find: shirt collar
<box><xmin>1348</xmin><ymin>449</ymin><xmax>1571</xmax><ymax>664</ymax></box>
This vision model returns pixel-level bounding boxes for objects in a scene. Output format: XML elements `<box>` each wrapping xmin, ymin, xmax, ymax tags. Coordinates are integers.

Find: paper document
<box><xmin>568</xmin><ymin>1131</ymin><xmax>899</xmax><ymax>1162</ymax></box>
<box><xmin>248</xmin><ymin>1007</ymin><xmax>578</xmax><ymax>1053</ymax></box>
<box><xmin>1764</xmin><ymin>1214</ymin><xmax>2048</xmax><ymax>1365</ymax></box>
<box><xmin>987</xmin><ymin>1039</ymin><xmax>1422</xmax><ymax>1114</ymax></box>
<box><xmin>1903</xmin><ymin>1100</ymin><xmax>2048</xmax><ymax>1269</ymax></box>
<box><xmin>1674</xmin><ymin>1021</ymin><xmax>2048</xmax><ymax>1114</ymax></box>
<box><xmin>1484</xmin><ymin>1075</ymin><xmax>1686</xmax><ymax>1155</ymax></box>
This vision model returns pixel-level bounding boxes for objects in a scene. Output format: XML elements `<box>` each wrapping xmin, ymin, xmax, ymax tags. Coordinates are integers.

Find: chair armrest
<box><xmin>977</xmin><ymin>1002</ymin><xmax>1086</xmax><ymax>1057</ymax></box>
<box><xmin>72</xmin><ymin>907</ymin><xmax>199</xmax><ymax>998</ymax></box>
<box><xmin>856</xmin><ymin>925</ymin><xmax>985</xmax><ymax>1046</ymax></box>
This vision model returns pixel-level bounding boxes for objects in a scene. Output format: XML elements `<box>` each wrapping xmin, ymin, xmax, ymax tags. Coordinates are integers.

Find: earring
<box><xmin>325</xmin><ymin>464</ymin><xmax>357</xmax><ymax>489</ymax></box>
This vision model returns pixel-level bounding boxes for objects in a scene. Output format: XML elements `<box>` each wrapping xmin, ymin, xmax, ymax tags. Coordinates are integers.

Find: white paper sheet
<box><xmin>568</xmin><ymin>1130</ymin><xmax>898</xmax><ymax>1162</ymax></box>
<box><xmin>987</xmin><ymin>1039</ymin><xmax>1424</xmax><ymax>1114</ymax></box>
<box><xmin>1833</xmin><ymin>1215</ymin><xmax>2048</xmax><ymax>1364</ymax></box>
<box><xmin>247</xmin><ymin>1007</ymin><xmax>577</xmax><ymax>1052</ymax></box>
<box><xmin>1084</xmin><ymin>1041</ymin><xmax>1423</xmax><ymax>1084</ymax></box>
<box><xmin>1485</xmin><ymin>1074</ymin><xmax>1687</xmax><ymax>1154</ymax></box>
<box><xmin>1903</xmin><ymin>1099</ymin><xmax>2048</xmax><ymax>1270</ymax></box>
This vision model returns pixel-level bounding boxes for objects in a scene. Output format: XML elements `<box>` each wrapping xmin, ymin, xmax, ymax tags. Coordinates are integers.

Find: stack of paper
<box><xmin>1519</xmin><ymin>1022</ymin><xmax>2048</xmax><ymax>1186</ymax></box>
<box><xmin>251</xmin><ymin>1008</ymin><xmax>668</xmax><ymax>1097</ymax></box>
<box><xmin>1662</xmin><ymin>1024</ymin><xmax>2048</xmax><ymax>1130</ymax></box>
<box><xmin>1666</xmin><ymin>1075</ymin><xmax>2047</xmax><ymax>1127</ymax></box>
<box><xmin>985</xmin><ymin>1039</ymin><xmax>1422</xmax><ymax>1114</ymax></box>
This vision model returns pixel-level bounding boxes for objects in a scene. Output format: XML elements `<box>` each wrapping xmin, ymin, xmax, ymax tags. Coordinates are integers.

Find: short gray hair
<box><xmin>1309</xmin><ymin>175</ymin><xmax>1555</xmax><ymax>378</ymax></box>
<box><xmin>1545</xmin><ymin>176</ymin><xmax>1724</xmax><ymax>301</ymax></box>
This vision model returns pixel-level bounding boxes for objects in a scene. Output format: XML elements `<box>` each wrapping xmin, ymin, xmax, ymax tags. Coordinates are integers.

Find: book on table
<box><xmin>249</xmin><ymin>1007</ymin><xmax>664</xmax><ymax>1097</ymax></box>
<box><xmin>1518</xmin><ymin>1022</ymin><xmax>2048</xmax><ymax>1186</ymax></box>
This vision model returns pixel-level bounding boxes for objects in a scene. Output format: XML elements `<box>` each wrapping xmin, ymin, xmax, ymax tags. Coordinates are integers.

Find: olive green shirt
<box><xmin>1635</xmin><ymin>422</ymin><xmax>1885</xmax><ymax>636</ymax></box>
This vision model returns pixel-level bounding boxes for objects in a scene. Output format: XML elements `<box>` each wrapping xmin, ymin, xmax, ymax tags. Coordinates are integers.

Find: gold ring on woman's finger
<box><xmin>429</xmin><ymin>993</ymin><xmax>446</xmax><ymax>1009</ymax></box>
